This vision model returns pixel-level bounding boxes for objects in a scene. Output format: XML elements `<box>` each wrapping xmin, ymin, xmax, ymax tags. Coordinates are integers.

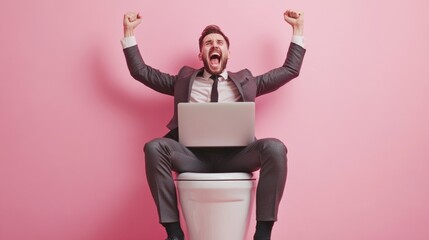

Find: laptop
<box><xmin>178</xmin><ymin>102</ymin><xmax>255</xmax><ymax>147</ymax></box>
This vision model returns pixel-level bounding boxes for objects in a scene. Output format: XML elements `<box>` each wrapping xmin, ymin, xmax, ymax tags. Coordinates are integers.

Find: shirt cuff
<box><xmin>121</xmin><ymin>36</ymin><xmax>137</xmax><ymax>49</ymax></box>
<box><xmin>292</xmin><ymin>35</ymin><xmax>305</xmax><ymax>48</ymax></box>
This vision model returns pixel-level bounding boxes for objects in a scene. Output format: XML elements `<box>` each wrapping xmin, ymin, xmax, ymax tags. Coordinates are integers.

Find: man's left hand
<box><xmin>284</xmin><ymin>10</ymin><xmax>304</xmax><ymax>36</ymax></box>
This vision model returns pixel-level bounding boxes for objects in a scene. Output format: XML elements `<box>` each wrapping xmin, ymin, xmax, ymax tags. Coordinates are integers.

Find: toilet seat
<box><xmin>176</xmin><ymin>172</ymin><xmax>255</xmax><ymax>181</ymax></box>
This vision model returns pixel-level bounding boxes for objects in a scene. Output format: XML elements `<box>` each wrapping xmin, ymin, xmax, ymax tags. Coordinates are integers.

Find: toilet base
<box><xmin>177</xmin><ymin>178</ymin><xmax>255</xmax><ymax>240</ymax></box>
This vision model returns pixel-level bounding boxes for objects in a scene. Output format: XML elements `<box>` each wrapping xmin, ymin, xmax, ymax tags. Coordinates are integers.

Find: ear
<box><xmin>198</xmin><ymin>52</ymin><xmax>202</xmax><ymax>61</ymax></box>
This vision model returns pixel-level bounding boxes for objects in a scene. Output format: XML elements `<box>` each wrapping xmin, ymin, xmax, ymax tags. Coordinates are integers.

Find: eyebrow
<box><xmin>204</xmin><ymin>39</ymin><xmax>224</xmax><ymax>44</ymax></box>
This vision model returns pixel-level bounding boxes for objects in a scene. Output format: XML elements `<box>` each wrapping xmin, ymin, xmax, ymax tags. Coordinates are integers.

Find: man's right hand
<box><xmin>123</xmin><ymin>12</ymin><xmax>142</xmax><ymax>37</ymax></box>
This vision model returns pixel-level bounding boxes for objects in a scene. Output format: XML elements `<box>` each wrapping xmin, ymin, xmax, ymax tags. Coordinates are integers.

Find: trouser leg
<box><xmin>214</xmin><ymin>138</ymin><xmax>288</xmax><ymax>221</ymax></box>
<box><xmin>143</xmin><ymin>137</ymin><xmax>210</xmax><ymax>223</ymax></box>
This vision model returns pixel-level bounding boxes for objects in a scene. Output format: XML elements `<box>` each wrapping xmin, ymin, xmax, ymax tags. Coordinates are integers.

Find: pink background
<box><xmin>1</xmin><ymin>0</ymin><xmax>429</xmax><ymax>239</ymax></box>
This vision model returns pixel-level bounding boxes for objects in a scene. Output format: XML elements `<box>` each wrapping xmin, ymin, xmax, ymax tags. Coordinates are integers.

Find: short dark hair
<box><xmin>199</xmin><ymin>25</ymin><xmax>230</xmax><ymax>51</ymax></box>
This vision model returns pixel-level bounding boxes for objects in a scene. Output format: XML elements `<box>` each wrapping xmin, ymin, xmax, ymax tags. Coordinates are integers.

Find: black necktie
<box><xmin>210</xmin><ymin>75</ymin><xmax>220</xmax><ymax>102</ymax></box>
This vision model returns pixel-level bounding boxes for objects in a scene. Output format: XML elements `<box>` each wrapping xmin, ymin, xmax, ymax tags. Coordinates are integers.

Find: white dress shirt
<box><xmin>190</xmin><ymin>70</ymin><xmax>241</xmax><ymax>103</ymax></box>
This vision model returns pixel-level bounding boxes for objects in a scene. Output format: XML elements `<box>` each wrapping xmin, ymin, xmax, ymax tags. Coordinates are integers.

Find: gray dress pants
<box><xmin>144</xmin><ymin>137</ymin><xmax>288</xmax><ymax>223</ymax></box>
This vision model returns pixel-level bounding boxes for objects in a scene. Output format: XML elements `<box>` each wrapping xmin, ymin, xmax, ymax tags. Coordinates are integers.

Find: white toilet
<box><xmin>175</xmin><ymin>172</ymin><xmax>256</xmax><ymax>240</ymax></box>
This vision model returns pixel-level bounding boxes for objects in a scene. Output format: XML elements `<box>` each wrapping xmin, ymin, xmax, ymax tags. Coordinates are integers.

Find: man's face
<box><xmin>199</xmin><ymin>33</ymin><xmax>230</xmax><ymax>75</ymax></box>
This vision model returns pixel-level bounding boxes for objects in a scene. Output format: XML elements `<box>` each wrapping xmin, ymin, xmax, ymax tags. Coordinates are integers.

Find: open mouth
<box><xmin>209</xmin><ymin>52</ymin><xmax>221</xmax><ymax>66</ymax></box>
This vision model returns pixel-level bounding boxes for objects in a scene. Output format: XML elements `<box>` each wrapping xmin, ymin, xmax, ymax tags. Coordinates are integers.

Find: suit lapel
<box><xmin>228</xmin><ymin>71</ymin><xmax>246</xmax><ymax>101</ymax></box>
<box><xmin>186</xmin><ymin>68</ymin><xmax>204</xmax><ymax>101</ymax></box>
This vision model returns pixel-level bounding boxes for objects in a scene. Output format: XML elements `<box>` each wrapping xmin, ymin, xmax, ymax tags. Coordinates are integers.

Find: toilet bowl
<box><xmin>175</xmin><ymin>172</ymin><xmax>256</xmax><ymax>240</ymax></box>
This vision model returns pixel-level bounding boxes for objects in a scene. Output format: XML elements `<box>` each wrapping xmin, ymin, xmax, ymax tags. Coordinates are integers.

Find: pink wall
<box><xmin>1</xmin><ymin>0</ymin><xmax>429</xmax><ymax>239</ymax></box>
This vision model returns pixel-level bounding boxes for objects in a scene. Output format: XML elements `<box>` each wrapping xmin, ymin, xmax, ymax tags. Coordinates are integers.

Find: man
<box><xmin>122</xmin><ymin>9</ymin><xmax>305</xmax><ymax>240</ymax></box>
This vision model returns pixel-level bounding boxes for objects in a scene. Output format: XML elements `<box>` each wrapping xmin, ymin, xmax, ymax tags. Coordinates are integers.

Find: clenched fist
<box><xmin>284</xmin><ymin>10</ymin><xmax>304</xmax><ymax>36</ymax></box>
<box><xmin>123</xmin><ymin>12</ymin><xmax>142</xmax><ymax>37</ymax></box>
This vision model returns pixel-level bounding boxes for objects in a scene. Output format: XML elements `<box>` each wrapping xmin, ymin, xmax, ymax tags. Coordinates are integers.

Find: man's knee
<box><xmin>144</xmin><ymin>138</ymin><xmax>178</xmax><ymax>171</ymax></box>
<box><xmin>144</xmin><ymin>138</ymin><xmax>178</xmax><ymax>166</ymax></box>
<box><xmin>144</xmin><ymin>138</ymin><xmax>162</xmax><ymax>153</ymax></box>
<box><xmin>260</xmin><ymin>138</ymin><xmax>287</xmax><ymax>155</ymax></box>
<box><xmin>144</xmin><ymin>137</ymin><xmax>175</xmax><ymax>154</ymax></box>
<box><xmin>258</xmin><ymin>138</ymin><xmax>288</xmax><ymax>169</ymax></box>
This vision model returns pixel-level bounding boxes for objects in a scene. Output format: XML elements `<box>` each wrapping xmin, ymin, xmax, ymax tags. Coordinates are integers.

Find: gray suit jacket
<box><xmin>123</xmin><ymin>42</ymin><xmax>306</xmax><ymax>139</ymax></box>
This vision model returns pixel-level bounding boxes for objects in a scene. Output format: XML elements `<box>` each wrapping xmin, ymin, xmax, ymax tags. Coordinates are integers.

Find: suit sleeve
<box><xmin>123</xmin><ymin>45</ymin><xmax>176</xmax><ymax>96</ymax></box>
<box><xmin>255</xmin><ymin>42</ymin><xmax>306</xmax><ymax>96</ymax></box>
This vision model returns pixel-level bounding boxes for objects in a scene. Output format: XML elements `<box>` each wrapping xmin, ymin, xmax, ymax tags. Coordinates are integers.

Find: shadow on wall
<box><xmin>86</xmin><ymin>45</ymin><xmax>201</xmax><ymax>239</ymax></box>
<box><xmin>90</xmin><ymin>49</ymin><xmax>171</xmax><ymax>137</ymax></box>
<box><xmin>89</xmin><ymin>44</ymin><xmax>202</xmax><ymax>138</ymax></box>
<box><xmin>87</xmin><ymin>46</ymin><xmax>166</xmax><ymax>240</ymax></box>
